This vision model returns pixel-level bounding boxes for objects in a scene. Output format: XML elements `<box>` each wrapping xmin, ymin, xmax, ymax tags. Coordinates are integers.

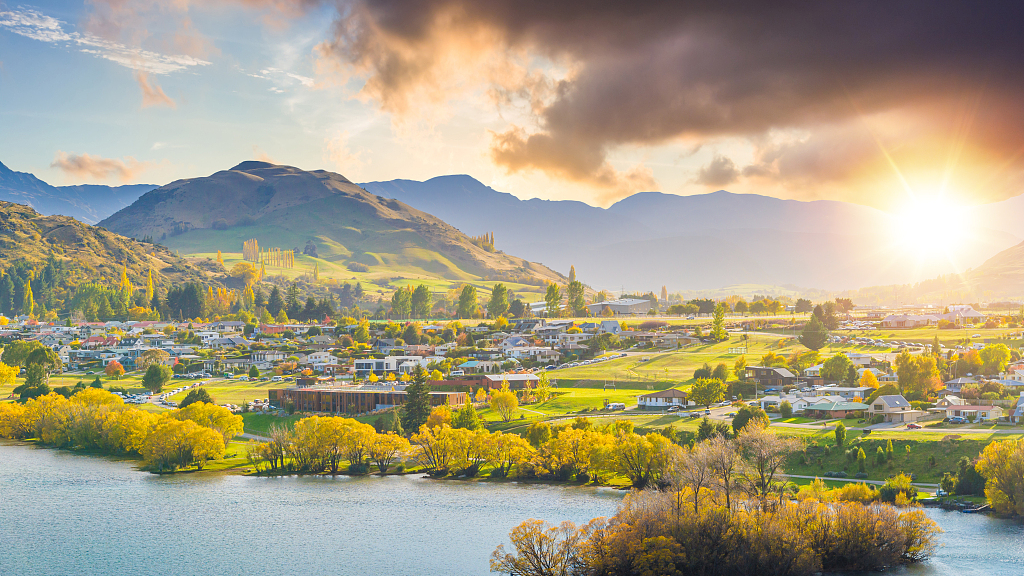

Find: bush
<box><xmin>854</xmin><ymin>472</ymin><xmax>868</xmax><ymax>479</ymax></box>
<box><xmin>878</xmin><ymin>474</ymin><xmax>917</xmax><ymax>503</ymax></box>
<box><xmin>779</xmin><ymin>401</ymin><xmax>793</xmax><ymax>418</ymax></box>
<box><xmin>347</xmin><ymin>262</ymin><xmax>370</xmax><ymax>272</ymax></box>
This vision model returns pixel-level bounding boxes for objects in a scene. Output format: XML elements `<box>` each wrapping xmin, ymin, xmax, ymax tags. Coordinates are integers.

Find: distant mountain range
<box><xmin>99</xmin><ymin>162</ymin><xmax>566</xmax><ymax>286</ymax></box>
<box><xmin>0</xmin><ymin>161</ymin><xmax>155</xmax><ymax>224</ymax></box>
<box><xmin>2</xmin><ymin>159</ymin><xmax>1021</xmax><ymax>296</ymax></box>
<box><xmin>360</xmin><ymin>176</ymin><xmax>1022</xmax><ymax>292</ymax></box>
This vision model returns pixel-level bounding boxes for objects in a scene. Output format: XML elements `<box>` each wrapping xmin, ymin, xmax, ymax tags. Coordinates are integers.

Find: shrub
<box><xmin>879</xmin><ymin>473</ymin><xmax>917</xmax><ymax>503</ymax></box>
<box><xmin>347</xmin><ymin>262</ymin><xmax>370</xmax><ymax>272</ymax></box>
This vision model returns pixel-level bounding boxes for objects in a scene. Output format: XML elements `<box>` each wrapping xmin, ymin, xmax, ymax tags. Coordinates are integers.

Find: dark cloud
<box><xmin>694</xmin><ymin>155</ymin><xmax>739</xmax><ymax>188</ymax></box>
<box><xmin>316</xmin><ymin>1</ymin><xmax>1024</xmax><ymax>203</ymax></box>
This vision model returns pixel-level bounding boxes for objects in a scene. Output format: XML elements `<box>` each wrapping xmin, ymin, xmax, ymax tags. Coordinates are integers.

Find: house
<box><xmin>353</xmin><ymin>355</ymin><xmax>435</xmax><ymax>377</ymax></box>
<box><xmin>209</xmin><ymin>337</ymin><xmax>253</xmax><ymax>349</ymax></box>
<box><xmin>746</xmin><ymin>366</ymin><xmax>797</xmax><ymax>389</ymax></box>
<box><xmin>586</xmin><ymin>298</ymin><xmax>653</xmax><ymax>316</ymax></box>
<box><xmin>598</xmin><ymin>320</ymin><xmax>622</xmax><ymax>334</ymax></box>
<box><xmin>803</xmin><ymin>400</ymin><xmax>869</xmax><ymax>419</ymax></box>
<box><xmin>638</xmin><ymin>388</ymin><xmax>688</xmax><ymax>410</ymax></box>
<box><xmin>880</xmin><ymin>314</ymin><xmax>939</xmax><ymax>329</ymax></box>
<box><xmin>482</xmin><ymin>373</ymin><xmax>540</xmax><ymax>390</ymax></box>
<box><xmin>939</xmin><ymin>305</ymin><xmax>987</xmax><ymax>326</ymax></box>
<box><xmin>1010</xmin><ymin>393</ymin><xmax>1024</xmax><ymax>424</ymax></box>
<box><xmin>759</xmin><ymin>394</ymin><xmax>844</xmax><ymax>413</ymax></box>
<box><xmin>944</xmin><ymin>405</ymin><xmax>1003</xmax><ymax>422</ymax></box>
<box><xmin>868</xmin><ymin>395</ymin><xmax>927</xmax><ymax>423</ymax></box>
<box><xmin>499</xmin><ymin>336</ymin><xmax>532</xmax><ymax>351</ymax></box>
<box><xmin>505</xmin><ymin>346</ymin><xmax>561</xmax><ymax>363</ymax></box>
<box><xmin>818</xmin><ymin>386</ymin><xmax>873</xmax><ymax>401</ymax></box>
<box><xmin>943</xmin><ymin>377</ymin><xmax>978</xmax><ymax>393</ymax></box>
<box><xmin>557</xmin><ymin>332</ymin><xmax>593</xmax><ymax>346</ymax></box>
<box><xmin>934</xmin><ymin>395</ymin><xmax>966</xmax><ymax>409</ymax></box>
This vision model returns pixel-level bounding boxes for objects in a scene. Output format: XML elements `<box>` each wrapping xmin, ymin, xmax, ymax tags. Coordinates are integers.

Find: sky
<box><xmin>2</xmin><ymin>1</ymin><xmax>1024</xmax><ymax>213</ymax></box>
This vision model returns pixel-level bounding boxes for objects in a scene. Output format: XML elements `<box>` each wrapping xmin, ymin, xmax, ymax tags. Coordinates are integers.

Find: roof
<box><xmin>483</xmin><ymin>373</ymin><xmax>540</xmax><ymax>382</ymax></box>
<box><xmin>803</xmin><ymin>401</ymin><xmax>869</xmax><ymax>412</ymax></box>
<box><xmin>876</xmin><ymin>395</ymin><xmax>911</xmax><ymax>408</ymax></box>
<box><xmin>639</xmin><ymin>388</ymin><xmax>687</xmax><ymax>399</ymax></box>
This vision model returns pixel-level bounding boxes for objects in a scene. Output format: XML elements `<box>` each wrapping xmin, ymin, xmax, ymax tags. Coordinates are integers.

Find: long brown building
<box><xmin>269</xmin><ymin>386</ymin><xmax>466</xmax><ymax>413</ymax></box>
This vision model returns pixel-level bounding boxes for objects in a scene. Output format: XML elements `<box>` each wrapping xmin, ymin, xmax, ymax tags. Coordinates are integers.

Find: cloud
<box><xmin>51</xmin><ymin>152</ymin><xmax>152</xmax><ymax>183</ymax></box>
<box><xmin>0</xmin><ymin>8</ymin><xmax>210</xmax><ymax>75</ymax></box>
<box><xmin>135</xmin><ymin>71</ymin><xmax>176</xmax><ymax>108</ymax></box>
<box><xmin>311</xmin><ymin>1</ymin><xmax>1024</xmax><ymax>205</ymax></box>
<box><xmin>694</xmin><ymin>155</ymin><xmax>739</xmax><ymax>188</ymax></box>
<box><xmin>324</xmin><ymin>131</ymin><xmax>364</xmax><ymax>174</ymax></box>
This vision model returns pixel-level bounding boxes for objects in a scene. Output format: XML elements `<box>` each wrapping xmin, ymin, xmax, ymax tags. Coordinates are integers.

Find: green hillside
<box><xmin>0</xmin><ymin>201</ymin><xmax>222</xmax><ymax>289</ymax></box>
<box><xmin>99</xmin><ymin>162</ymin><xmax>566</xmax><ymax>288</ymax></box>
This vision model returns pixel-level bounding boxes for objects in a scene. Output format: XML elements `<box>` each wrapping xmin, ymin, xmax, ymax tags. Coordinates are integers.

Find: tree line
<box><xmin>0</xmin><ymin>389</ymin><xmax>243</xmax><ymax>472</ymax></box>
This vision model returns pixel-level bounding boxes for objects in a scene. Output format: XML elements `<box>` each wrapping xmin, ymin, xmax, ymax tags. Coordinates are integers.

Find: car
<box><xmin>689</xmin><ymin>413</ymin><xmax>700</xmax><ymax>418</ymax></box>
<box><xmin>949</xmin><ymin>416</ymin><xmax>968</xmax><ymax>424</ymax></box>
<box><xmin>704</xmin><ymin>409</ymin><xmax>711</xmax><ymax>415</ymax></box>
<box><xmin>971</xmin><ymin>334</ymin><xmax>981</xmax><ymax>338</ymax></box>
<box><xmin>725</xmin><ymin>412</ymin><xmax>737</xmax><ymax>417</ymax></box>
<box><xmin>906</xmin><ymin>423</ymin><xmax>922</xmax><ymax>429</ymax></box>
<box><xmin>667</xmin><ymin>406</ymin><xmax>681</xmax><ymax>412</ymax></box>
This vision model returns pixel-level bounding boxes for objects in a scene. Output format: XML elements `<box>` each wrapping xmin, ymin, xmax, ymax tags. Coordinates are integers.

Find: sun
<box><xmin>890</xmin><ymin>196</ymin><xmax>975</xmax><ymax>259</ymax></box>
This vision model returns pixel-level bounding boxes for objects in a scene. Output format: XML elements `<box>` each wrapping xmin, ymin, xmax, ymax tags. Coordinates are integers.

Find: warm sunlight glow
<box><xmin>890</xmin><ymin>197</ymin><xmax>975</xmax><ymax>259</ymax></box>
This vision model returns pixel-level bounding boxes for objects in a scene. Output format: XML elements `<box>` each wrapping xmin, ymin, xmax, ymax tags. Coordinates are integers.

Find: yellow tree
<box><xmin>172</xmin><ymin>402</ymin><xmax>244</xmax><ymax>445</ymax></box>
<box><xmin>119</xmin><ymin>266</ymin><xmax>133</xmax><ymax>293</ymax></box>
<box><xmin>369</xmin><ymin>432</ymin><xmax>411</xmax><ymax>474</ymax></box>
<box><xmin>489</xmin><ymin>381</ymin><xmax>519</xmax><ymax>422</ymax></box>
<box><xmin>189</xmin><ymin>426</ymin><xmax>226</xmax><ymax>470</ymax></box>
<box><xmin>426</xmin><ymin>405</ymin><xmax>453</xmax><ymax>429</ymax></box>
<box><xmin>216</xmin><ymin>250</ymin><xmax>224</xmax><ymax>265</ymax></box>
<box><xmin>859</xmin><ymin>370</ymin><xmax>879</xmax><ymax>390</ymax></box>
<box><xmin>145</xmin><ymin>269</ymin><xmax>154</xmax><ymax>303</ymax></box>
<box><xmin>976</xmin><ymin>438</ymin><xmax>1024</xmax><ymax>516</ymax></box>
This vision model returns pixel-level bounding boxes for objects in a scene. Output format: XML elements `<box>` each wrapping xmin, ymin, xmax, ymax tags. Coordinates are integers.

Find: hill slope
<box><xmin>100</xmin><ymin>162</ymin><xmax>566</xmax><ymax>285</ymax></box>
<box><xmin>0</xmin><ymin>201</ymin><xmax>222</xmax><ymax>288</ymax></box>
<box><xmin>361</xmin><ymin>176</ymin><xmax>1021</xmax><ymax>292</ymax></box>
<box><xmin>0</xmin><ymin>161</ymin><xmax>155</xmax><ymax>224</ymax></box>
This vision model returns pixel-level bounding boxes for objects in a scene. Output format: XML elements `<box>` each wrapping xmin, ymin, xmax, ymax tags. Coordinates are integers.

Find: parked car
<box><xmin>906</xmin><ymin>423</ymin><xmax>922</xmax><ymax>429</ymax></box>
<box><xmin>949</xmin><ymin>416</ymin><xmax>968</xmax><ymax>424</ymax></box>
<box><xmin>667</xmin><ymin>406</ymin><xmax>681</xmax><ymax>412</ymax></box>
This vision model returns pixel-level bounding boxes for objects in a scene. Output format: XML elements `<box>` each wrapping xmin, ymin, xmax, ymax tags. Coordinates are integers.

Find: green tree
<box><xmin>835</xmin><ymin>422</ymin><xmax>847</xmax><ymax>448</ymax></box>
<box><xmin>452</xmin><ymin>402</ymin><xmax>482</xmax><ymax>430</ymax></box>
<box><xmin>733</xmin><ymin>355</ymin><xmax>747</xmax><ymax>380</ymax></box>
<box><xmin>142</xmin><ymin>364</ymin><xmax>172</xmax><ymax>394</ymax></box>
<box><xmin>21</xmin><ymin>278</ymin><xmax>34</xmax><ymax>316</ymax></box>
<box><xmin>980</xmin><ymin>343</ymin><xmax>1011</xmax><ymax>375</ymax></box>
<box><xmin>731</xmin><ymin>405</ymin><xmax>769</xmax><ymax>433</ymax></box>
<box><xmin>544</xmin><ymin>283</ymin><xmax>562</xmax><ymax>317</ymax></box>
<box><xmin>712</xmin><ymin>362</ymin><xmax>730</xmax><ymax>383</ymax></box>
<box><xmin>689</xmin><ymin>378</ymin><xmax>725</xmax><ymax>408</ymax></box>
<box><xmin>487</xmin><ymin>283</ymin><xmax>510</xmax><ymax>318</ymax></box>
<box><xmin>566</xmin><ymin>280</ymin><xmax>586</xmax><ymax>317</ymax></box>
<box><xmin>391</xmin><ymin>287</ymin><xmax>412</xmax><ymax>318</ymax></box>
<box><xmin>794</xmin><ymin>298</ymin><xmax>813</xmax><ymax>313</ymax></box>
<box><xmin>401</xmin><ymin>367</ymin><xmax>432</xmax><ymax>432</ymax></box>
<box><xmin>710</xmin><ymin>303</ymin><xmax>728</xmax><ymax>341</ymax></box>
<box><xmin>820</xmin><ymin>353</ymin><xmax>853</xmax><ymax>383</ymax></box>
<box><xmin>179</xmin><ymin>388</ymin><xmax>214</xmax><ymax>408</ymax></box>
<box><xmin>857</xmin><ymin>447</ymin><xmax>867</xmax><ymax>472</ymax></box>
<box><xmin>799</xmin><ymin>315</ymin><xmax>829</xmax><ymax>351</ymax></box>
<box><xmin>248</xmin><ymin>366</ymin><xmax>260</xmax><ymax>378</ymax></box>
<box><xmin>779</xmin><ymin>400</ymin><xmax>792</xmax><ymax>418</ymax></box>
<box><xmin>411</xmin><ymin>284</ymin><xmax>432</xmax><ymax>318</ymax></box>
<box><xmin>267</xmin><ymin>286</ymin><xmax>285</xmax><ymax>316</ymax></box>
<box><xmin>526</xmin><ymin>422</ymin><xmax>551</xmax><ymax>447</ymax></box>
<box><xmin>457</xmin><ymin>285</ymin><xmax>478</xmax><ymax>319</ymax></box>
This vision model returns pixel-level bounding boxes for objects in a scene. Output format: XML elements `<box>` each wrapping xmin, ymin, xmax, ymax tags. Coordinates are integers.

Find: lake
<box><xmin>0</xmin><ymin>442</ymin><xmax>1021</xmax><ymax>576</ymax></box>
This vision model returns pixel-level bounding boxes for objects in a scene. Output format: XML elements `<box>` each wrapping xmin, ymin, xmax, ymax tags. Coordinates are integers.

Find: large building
<box><xmin>269</xmin><ymin>385</ymin><xmax>466</xmax><ymax>413</ymax></box>
<box><xmin>585</xmin><ymin>298</ymin><xmax>653</xmax><ymax>316</ymax></box>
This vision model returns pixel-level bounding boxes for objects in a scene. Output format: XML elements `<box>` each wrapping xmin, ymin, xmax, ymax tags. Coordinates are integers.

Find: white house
<box><xmin>868</xmin><ymin>395</ymin><xmax>927</xmax><ymax>423</ymax></box>
<box><xmin>638</xmin><ymin>388</ymin><xmax>687</xmax><ymax>410</ymax></box>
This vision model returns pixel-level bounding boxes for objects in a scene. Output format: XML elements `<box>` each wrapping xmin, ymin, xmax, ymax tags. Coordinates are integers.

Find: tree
<box><xmin>733</xmin><ymin>356</ymin><xmax>747</xmax><ymax>380</ymax></box>
<box><xmin>391</xmin><ymin>287</ymin><xmax>412</xmax><ymax>318</ymax></box>
<box><xmin>490</xmin><ymin>520</ymin><xmax>591</xmax><ymax>576</ymax></box>
<box><xmin>731</xmin><ymin>405</ymin><xmax>769</xmax><ymax>434</ymax></box>
<box><xmin>535</xmin><ymin>372</ymin><xmax>552</xmax><ymax>402</ymax></box>
<box><xmin>179</xmin><ymin>388</ymin><xmax>214</xmax><ymax>409</ymax></box>
<box><xmin>400</xmin><ymin>367</ymin><xmax>432</xmax><ymax>432</ymax></box>
<box><xmin>738</xmin><ymin>424</ymin><xmax>801</xmax><ymax>503</ymax></box>
<box><xmin>835</xmin><ymin>422</ymin><xmax>847</xmax><ymax>448</ymax></box>
<box><xmin>794</xmin><ymin>298</ymin><xmax>813</xmax><ymax>313</ymax></box>
<box><xmin>248</xmin><ymin>366</ymin><xmax>260</xmax><ymax>378</ymax></box>
<box><xmin>859</xmin><ymin>370</ymin><xmax>879</xmax><ymax>390</ymax></box>
<box><xmin>142</xmin><ymin>364</ymin><xmax>172</xmax><ymax>394</ymax></box>
<box><xmin>508</xmin><ymin>299</ymin><xmax>526</xmax><ymax>318</ymax></box>
<box><xmin>487</xmin><ymin>283</ymin><xmax>510</xmax><ymax>318</ymax></box>
<box><xmin>21</xmin><ymin>278</ymin><xmax>34</xmax><ymax>316</ymax></box>
<box><xmin>136</xmin><ymin>349</ymin><xmax>170</xmax><ymax>372</ymax></box>
<box><xmin>779</xmin><ymin>400</ymin><xmax>792</xmax><ymax>418</ymax></box>
<box><xmin>105</xmin><ymin>361</ymin><xmax>125</xmax><ymax>379</ymax></box>
<box><xmin>369</xmin><ymin>432</ymin><xmax>410</xmax><ymax>474</ymax></box>
<box><xmin>712</xmin><ymin>362</ymin><xmax>730</xmax><ymax>383</ymax></box>
<box><xmin>976</xmin><ymin>438</ymin><xmax>1024</xmax><ymax>516</ymax></box>
<box><xmin>566</xmin><ymin>280</ymin><xmax>586</xmax><ymax>317</ymax></box>
<box><xmin>689</xmin><ymin>378</ymin><xmax>725</xmax><ymax>408</ymax></box>
<box><xmin>457</xmin><ymin>285</ymin><xmax>478</xmax><ymax>319</ymax></box>
<box><xmin>267</xmin><ymin>286</ymin><xmax>285</xmax><ymax>316</ymax></box>
<box><xmin>980</xmin><ymin>343</ymin><xmax>1011</xmax><ymax>375</ymax></box>
<box><xmin>544</xmin><ymin>283</ymin><xmax>562</xmax><ymax>317</ymax></box>
<box><xmin>526</xmin><ymin>422</ymin><xmax>551</xmax><ymax>447</ymax></box>
<box><xmin>231</xmin><ymin>262</ymin><xmax>259</xmax><ymax>286</ymax></box>
<box><xmin>710</xmin><ymin>303</ymin><xmax>728</xmax><ymax>341</ymax></box>
<box><xmin>834</xmin><ymin>298</ymin><xmax>854</xmax><ymax>313</ymax></box>
<box><xmin>799</xmin><ymin>315</ymin><xmax>829</xmax><ymax>351</ymax></box>
<box><xmin>411</xmin><ymin>284</ymin><xmax>432</xmax><ymax>318</ymax></box>
<box><xmin>820</xmin><ymin>353</ymin><xmax>853</xmax><ymax>383</ymax></box>
<box><xmin>490</xmin><ymin>381</ymin><xmax>519</xmax><ymax>422</ymax></box>
<box><xmin>452</xmin><ymin>401</ymin><xmax>482</xmax><ymax>430</ymax></box>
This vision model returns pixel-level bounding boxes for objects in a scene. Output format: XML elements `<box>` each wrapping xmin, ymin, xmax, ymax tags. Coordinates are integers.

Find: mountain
<box><xmin>361</xmin><ymin>176</ymin><xmax>1022</xmax><ymax>292</ymax></box>
<box><xmin>0</xmin><ymin>201</ymin><xmax>221</xmax><ymax>288</ymax></box>
<box><xmin>100</xmin><ymin>162</ymin><xmax>566</xmax><ymax>285</ymax></box>
<box><xmin>0</xmin><ymin>161</ymin><xmax>155</xmax><ymax>224</ymax></box>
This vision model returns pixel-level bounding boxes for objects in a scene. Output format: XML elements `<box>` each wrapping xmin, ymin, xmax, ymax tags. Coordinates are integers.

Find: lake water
<box><xmin>0</xmin><ymin>442</ymin><xmax>1021</xmax><ymax>576</ymax></box>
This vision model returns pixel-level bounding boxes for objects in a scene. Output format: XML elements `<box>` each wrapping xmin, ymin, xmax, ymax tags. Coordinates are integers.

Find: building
<box><xmin>1010</xmin><ymin>393</ymin><xmax>1024</xmax><ymax>424</ymax></box>
<box><xmin>353</xmin><ymin>355</ymin><xmax>436</xmax><ymax>377</ymax></box>
<box><xmin>880</xmin><ymin>314</ymin><xmax>939</xmax><ymax>329</ymax></box>
<box><xmin>269</xmin><ymin>386</ymin><xmax>466</xmax><ymax>413</ymax></box>
<box><xmin>944</xmin><ymin>405</ymin><xmax>1003</xmax><ymax>422</ymax></box>
<box><xmin>868</xmin><ymin>395</ymin><xmax>927</xmax><ymax>423</ymax></box>
<box><xmin>745</xmin><ymin>366</ymin><xmax>797</xmax><ymax>389</ymax></box>
<box><xmin>802</xmin><ymin>400</ymin><xmax>869</xmax><ymax>419</ymax></box>
<box><xmin>637</xmin><ymin>388</ymin><xmax>688</xmax><ymax>410</ymax></box>
<box><xmin>585</xmin><ymin>298</ymin><xmax>653</xmax><ymax>316</ymax></box>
